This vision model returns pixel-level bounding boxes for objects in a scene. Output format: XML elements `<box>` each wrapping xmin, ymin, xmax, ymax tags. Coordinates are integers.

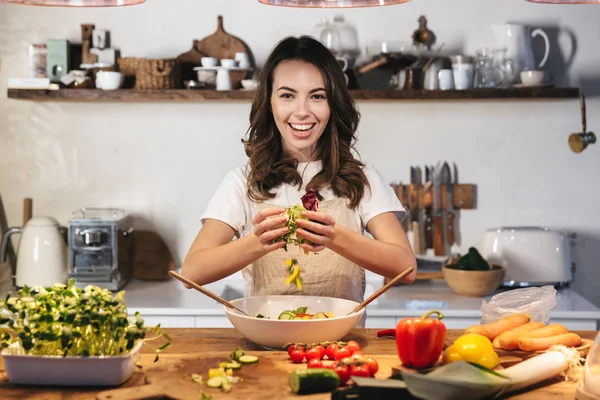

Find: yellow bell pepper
<box><xmin>442</xmin><ymin>333</ymin><xmax>500</xmax><ymax>369</ymax></box>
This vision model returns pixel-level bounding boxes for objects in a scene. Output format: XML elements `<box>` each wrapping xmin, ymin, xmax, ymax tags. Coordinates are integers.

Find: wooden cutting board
<box><xmin>96</xmin><ymin>352</ymin><xmax>296</xmax><ymax>400</ymax></box>
<box><xmin>194</xmin><ymin>15</ymin><xmax>254</xmax><ymax>89</ymax></box>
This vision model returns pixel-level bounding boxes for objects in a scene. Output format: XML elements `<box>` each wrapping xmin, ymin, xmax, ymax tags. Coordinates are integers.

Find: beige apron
<box><xmin>243</xmin><ymin>198</ymin><xmax>367</xmax><ymax>327</ymax></box>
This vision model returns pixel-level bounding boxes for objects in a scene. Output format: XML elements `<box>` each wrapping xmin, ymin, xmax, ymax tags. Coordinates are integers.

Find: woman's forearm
<box><xmin>327</xmin><ymin>225</ymin><xmax>417</xmax><ymax>282</ymax></box>
<box><xmin>182</xmin><ymin>235</ymin><xmax>267</xmax><ymax>285</ymax></box>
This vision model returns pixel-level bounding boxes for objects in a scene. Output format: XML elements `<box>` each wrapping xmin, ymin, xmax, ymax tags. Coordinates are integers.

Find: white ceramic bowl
<box><xmin>1</xmin><ymin>341</ymin><xmax>142</xmax><ymax>386</ymax></box>
<box><xmin>224</xmin><ymin>295</ymin><xmax>365</xmax><ymax>349</ymax></box>
<box><xmin>241</xmin><ymin>79</ymin><xmax>258</xmax><ymax>90</ymax></box>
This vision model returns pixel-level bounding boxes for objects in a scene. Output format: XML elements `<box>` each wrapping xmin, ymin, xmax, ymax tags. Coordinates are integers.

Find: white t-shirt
<box><xmin>201</xmin><ymin>161</ymin><xmax>406</xmax><ymax>238</ymax></box>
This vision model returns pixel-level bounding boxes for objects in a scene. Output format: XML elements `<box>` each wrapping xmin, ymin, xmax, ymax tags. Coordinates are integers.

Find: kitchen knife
<box><xmin>440</xmin><ymin>162</ymin><xmax>454</xmax><ymax>247</ymax></box>
<box><xmin>432</xmin><ymin>162</ymin><xmax>445</xmax><ymax>256</ymax></box>
<box><xmin>414</xmin><ymin>166</ymin><xmax>424</xmax><ymax>253</ymax></box>
<box><xmin>424</xmin><ymin>166</ymin><xmax>433</xmax><ymax>250</ymax></box>
<box><xmin>409</xmin><ymin>166</ymin><xmax>418</xmax><ymax>228</ymax></box>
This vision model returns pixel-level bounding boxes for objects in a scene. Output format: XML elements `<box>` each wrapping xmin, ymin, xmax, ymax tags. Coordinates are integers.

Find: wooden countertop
<box><xmin>0</xmin><ymin>328</ymin><xmax>597</xmax><ymax>399</ymax></box>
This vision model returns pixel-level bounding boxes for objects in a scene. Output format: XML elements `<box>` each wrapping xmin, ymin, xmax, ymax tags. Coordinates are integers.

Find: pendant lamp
<box><xmin>0</xmin><ymin>0</ymin><xmax>144</xmax><ymax>6</ymax></box>
<box><xmin>258</xmin><ymin>0</ymin><xmax>410</xmax><ymax>8</ymax></box>
<box><xmin>526</xmin><ymin>0</ymin><xmax>600</xmax><ymax>3</ymax></box>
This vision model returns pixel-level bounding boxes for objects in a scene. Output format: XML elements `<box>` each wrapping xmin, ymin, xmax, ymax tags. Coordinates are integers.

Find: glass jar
<box><xmin>581</xmin><ymin>331</ymin><xmax>600</xmax><ymax>398</ymax></box>
<box><xmin>331</xmin><ymin>15</ymin><xmax>360</xmax><ymax>59</ymax></box>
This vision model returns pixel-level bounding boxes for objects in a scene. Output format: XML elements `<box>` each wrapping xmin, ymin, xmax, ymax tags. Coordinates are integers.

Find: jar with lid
<box><xmin>313</xmin><ymin>17</ymin><xmax>342</xmax><ymax>55</ymax></box>
<box><xmin>331</xmin><ymin>15</ymin><xmax>360</xmax><ymax>59</ymax></box>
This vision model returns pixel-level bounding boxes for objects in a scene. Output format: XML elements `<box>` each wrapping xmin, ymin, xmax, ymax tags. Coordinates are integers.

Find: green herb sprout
<box><xmin>0</xmin><ymin>278</ymin><xmax>171</xmax><ymax>360</ymax></box>
<box><xmin>275</xmin><ymin>204</ymin><xmax>309</xmax><ymax>251</ymax></box>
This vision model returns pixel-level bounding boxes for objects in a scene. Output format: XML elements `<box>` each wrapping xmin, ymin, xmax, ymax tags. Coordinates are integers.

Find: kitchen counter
<box><xmin>0</xmin><ymin>328</ymin><xmax>596</xmax><ymax>399</ymax></box>
<box><xmin>120</xmin><ymin>276</ymin><xmax>600</xmax><ymax>330</ymax></box>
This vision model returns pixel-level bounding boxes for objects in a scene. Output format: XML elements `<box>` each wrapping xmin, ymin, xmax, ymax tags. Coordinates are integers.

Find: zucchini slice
<box><xmin>238</xmin><ymin>355</ymin><xmax>259</xmax><ymax>364</ymax></box>
<box><xmin>278</xmin><ymin>311</ymin><xmax>295</xmax><ymax>320</ymax></box>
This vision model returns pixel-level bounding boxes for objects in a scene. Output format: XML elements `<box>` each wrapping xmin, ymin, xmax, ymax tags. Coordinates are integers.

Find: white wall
<box><xmin>1</xmin><ymin>0</ymin><xmax>599</xmax><ymax>306</ymax></box>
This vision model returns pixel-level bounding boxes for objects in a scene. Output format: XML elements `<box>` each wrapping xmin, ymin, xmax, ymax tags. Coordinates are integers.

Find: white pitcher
<box><xmin>492</xmin><ymin>24</ymin><xmax>550</xmax><ymax>83</ymax></box>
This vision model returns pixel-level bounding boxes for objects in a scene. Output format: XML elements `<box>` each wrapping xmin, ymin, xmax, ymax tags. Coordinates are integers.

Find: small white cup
<box><xmin>520</xmin><ymin>69</ymin><xmax>544</xmax><ymax>86</ymax></box>
<box><xmin>452</xmin><ymin>63</ymin><xmax>473</xmax><ymax>90</ymax></box>
<box><xmin>235</xmin><ymin>52</ymin><xmax>250</xmax><ymax>69</ymax></box>
<box><xmin>438</xmin><ymin>69</ymin><xmax>454</xmax><ymax>90</ymax></box>
<box><xmin>95</xmin><ymin>71</ymin><xmax>123</xmax><ymax>90</ymax></box>
<box><xmin>201</xmin><ymin>57</ymin><xmax>217</xmax><ymax>67</ymax></box>
<box><xmin>220</xmin><ymin>59</ymin><xmax>237</xmax><ymax>69</ymax></box>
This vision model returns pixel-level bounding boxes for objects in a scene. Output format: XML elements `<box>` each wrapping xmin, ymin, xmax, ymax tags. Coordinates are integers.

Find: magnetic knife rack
<box><xmin>389</xmin><ymin>182</ymin><xmax>477</xmax><ymax>282</ymax></box>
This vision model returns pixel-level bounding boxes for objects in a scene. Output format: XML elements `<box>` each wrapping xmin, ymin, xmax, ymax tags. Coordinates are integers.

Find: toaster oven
<box><xmin>477</xmin><ymin>226</ymin><xmax>574</xmax><ymax>288</ymax></box>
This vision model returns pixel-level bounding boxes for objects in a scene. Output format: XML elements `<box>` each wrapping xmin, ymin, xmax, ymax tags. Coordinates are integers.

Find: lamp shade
<box><xmin>258</xmin><ymin>0</ymin><xmax>410</xmax><ymax>7</ymax></box>
<box><xmin>0</xmin><ymin>0</ymin><xmax>144</xmax><ymax>6</ymax></box>
<box><xmin>526</xmin><ymin>0</ymin><xmax>600</xmax><ymax>3</ymax></box>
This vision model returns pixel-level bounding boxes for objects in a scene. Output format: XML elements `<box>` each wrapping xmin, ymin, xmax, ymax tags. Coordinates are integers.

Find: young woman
<box><xmin>182</xmin><ymin>36</ymin><xmax>417</xmax><ymax>308</ymax></box>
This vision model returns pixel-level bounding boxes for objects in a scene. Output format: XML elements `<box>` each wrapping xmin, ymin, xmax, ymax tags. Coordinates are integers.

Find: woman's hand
<box><xmin>252</xmin><ymin>207</ymin><xmax>289</xmax><ymax>253</ymax></box>
<box><xmin>296</xmin><ymin>210</ymin><xmax>336</xmax><ymax>253</ymax></box>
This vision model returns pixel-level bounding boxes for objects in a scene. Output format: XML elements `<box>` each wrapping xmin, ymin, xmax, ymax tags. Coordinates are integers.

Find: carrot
<box><xmin>517</xmin><ymin>332</ymin><xmax>582</xmax><ymax>351</ymax></box>
<box><xmin>492</xmin><ymin>336</ymin><xmax>501</xmax><ymax>349</ymax></box>
<box><xmin>465</xmin><ymin>313</ymin><xmax>530</xmax><ymax>341</ymax></box>
<box><xmin>496</xmin><ymin>321</ymin><xmax>545</xmax><ymax>350</ymax></box>
<box><xmin>518</xmin><ymin>324</ymin><xmax>569</xmax><ymax>339</ymax></box>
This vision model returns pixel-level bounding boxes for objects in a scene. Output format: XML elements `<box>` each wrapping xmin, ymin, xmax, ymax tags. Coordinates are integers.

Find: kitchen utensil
<box><xmin>131</xmin><ymin>230</ymin><xmax>174</xmax><ymax>281</ymax></box>
<box><xmin>348</xmin><ymin>266</ymin><xmax>415</xmax><ymax>315</ymax></box>
<box><xmin>412</xmin><ymin>221</ymin><xmax>420</xmax><ymax>255</ymax></box>
<box><xmin>174</xmin><ymin>41</ymin><xmax>208</xmax><ymax>86</ymax></box>
<box><xmin>0</xmin><ymin>216</ymin><xmax>67</xmax><ymax>288</ymax></box>
<box><xmin>440</xmin><ymin>162</ymin><xmax>454</xmax><ymax>246</ymax></box>
<box><xmin>68</xmin><ymin>208</ymin><xmax>132</xmax><ymax>291</ymax></box>
<box><xmin>195</xmin><ymin>15</ymin><xmax>253</xmax><ymax>90</ymax></box>
<box><xmin>569</xmin><ymin>90</ymin><xmax>597</xmax><ymax>153</ymax></box>
<box><xmin>491</xmin><ymin>24</ymin><xmax>550</xmax><ymax>83</ymax></box>
<box><xmin>432</xmin><ymin>163</ymin><xmax>444</xmax><ymax>256</ymax></box>
<box><xmin>424</xmin><ymin>166</ymin><xmax>433</xmax><ymax>250</ymax></box>
<box><xmin>409</xmin><ymin>166</ymin><xmax>417</xmax><ymax>227</ymax></box>
<box><xmin>224</xmin><ymin>295</ymin><xmax>365</xmax><ymax>349</ymax></box>
<box><xmin>477</xmin><ymin>226</ymin><xmax>573</xmax><ymax>287</ymax></box>
<box><xmin>23</xmin><ymin>198</ymin><xmax>32</xmax><ymax>227</ymax></box>
<box><xmin>169</xmin><ymin>270</ymin><xmax>249</xmax><ymax>316</ymax></box>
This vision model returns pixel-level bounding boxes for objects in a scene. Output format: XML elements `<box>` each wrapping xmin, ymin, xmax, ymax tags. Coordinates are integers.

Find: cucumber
<box><xmin>225</xmin><ymin>360</ymin><xmax>241</xmax><ymax>370</ymax></box>
<box><xmin>238</xmin><ymin>355</ymin><xmax>259</xmax><ymax>364</ymax></box>
<box><xmin>207</xmin><ymin>376</ymin><xmax>227</xmax><ymax>388</ymax></box>
<box><xmin>278</xmin><ymin>311</ymin><xmax>295</xmax><ymax>320</ymax></box>
<box><xmin>289</xmin><ymin>368</ymin><xmax>340</xmax><ymax>395</ymax></box>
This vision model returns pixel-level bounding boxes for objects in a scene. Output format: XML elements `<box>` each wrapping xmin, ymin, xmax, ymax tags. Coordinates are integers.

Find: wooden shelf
<box><xmin>7</xmin><ymin>87</ymin><xmax>580</xmax><ymax>102</ymax></box>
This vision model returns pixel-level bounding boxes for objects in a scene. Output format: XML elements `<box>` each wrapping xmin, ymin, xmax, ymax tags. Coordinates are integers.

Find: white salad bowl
<box><xmin>224</xmin><ymin>295</ymin><xmax>364</xmax><ymax>349</ymax></box>
<box><xmin>1</xmin><ymin>340</ymin><xmax>143</xmax><ymax>386</ymax></box>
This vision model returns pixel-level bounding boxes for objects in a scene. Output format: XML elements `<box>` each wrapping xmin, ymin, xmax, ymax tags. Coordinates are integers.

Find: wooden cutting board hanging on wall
<box><xmin>195</xmin><ymin>15</ymin><xmax>255</xmax><ymax>89</ymax></box>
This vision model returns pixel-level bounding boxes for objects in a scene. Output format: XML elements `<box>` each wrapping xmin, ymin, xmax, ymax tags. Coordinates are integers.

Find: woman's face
<box><xmin>270</xmin><ymin>60</ymin><xmax>331</xmax><ymax>163</ymax></box>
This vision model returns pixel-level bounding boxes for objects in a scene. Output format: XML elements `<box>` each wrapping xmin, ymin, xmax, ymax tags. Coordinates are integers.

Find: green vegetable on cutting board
<box><xmin>289</xmin><ymin>368</ymin><xmax>340</xmax><ymax>395</ymax></box>
<box><xmin>447</xmin><ymin>247</ymin><xmax>491</xmax><ymax>271</ymax></box>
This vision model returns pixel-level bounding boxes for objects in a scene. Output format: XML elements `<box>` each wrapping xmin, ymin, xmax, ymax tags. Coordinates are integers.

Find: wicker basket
<box><xmin>117</xmin><ymin>57</ymin><xmax>181</xmax><ymax>89</ymax></box>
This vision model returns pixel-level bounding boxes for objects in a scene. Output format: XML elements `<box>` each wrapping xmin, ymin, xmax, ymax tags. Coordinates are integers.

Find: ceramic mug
<box><xmin>95</xmin><ymin>71</ymin><xmax>123</xmax><ymax>90</ymax></box>
<box><xmin>235</xmin><ymin>52</ymin><xmax>250</xmax><ymax>69</ymax></box>
<box><xmin>438</xmin><ymin>69</ymin><xmax>454</xmax><ymax>90</ymax></box>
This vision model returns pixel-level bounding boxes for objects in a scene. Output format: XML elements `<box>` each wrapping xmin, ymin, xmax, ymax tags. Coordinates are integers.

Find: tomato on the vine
<box><xmin>305</xmin><ymin>347</ymin><xmax>322</xmax><ymax>361</ymax></box>
<box><xmin>313</xmin><ymin>344</ymin><xmax>326</xmax><ymax>359</ymax></box>
<box><xmin>325</xmin><ymin>343</ymin><xmax>339</xmax><ymax>360</ymax></box>
<box><xmin>350</xmin><ymin>363</ymin><xmax>370</xmax><ymax>377</ymax></box>
<box><xmin>288</xmin><ymin>344</ymin><xmax>304</xmax><ymax>357</ymax></box>
<box><xmin>365</xmin><ymin>357</ymin><xmax>379</xmax><ymax>376</ymax></box>
<box><xmin>333</xmin><ymin>364</ymin><xmax>351</xmax><ymax>384</ymax></box>
<box><xmin>345</xmin><ymin>340</ymin><xmax>360</xmax><ymax>354</ymax></box>
<box><xmin>333</xmin><ymin>346</ymin><xmax>351</xmax><ymax>360</ymax></box>
<box><xmin>289</xmin><ymin>349</ymin><xmax>305</xmax><ymax>363</ymax></box>
<box><xmin>307</xmin><ymin>358</ymin><xmax>323</xmax><ymax>368</ymax></box>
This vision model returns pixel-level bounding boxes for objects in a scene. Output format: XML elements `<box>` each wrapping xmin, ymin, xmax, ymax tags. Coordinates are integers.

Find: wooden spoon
<box><xmin>347</xmin><ymin>266</ymin><xmax>415</xmax><ymax>315</ymax></box>
<box><xmin>168</xmin><ymin>270</ymin><xmax>249</xmax><ymax>316</ymax></box>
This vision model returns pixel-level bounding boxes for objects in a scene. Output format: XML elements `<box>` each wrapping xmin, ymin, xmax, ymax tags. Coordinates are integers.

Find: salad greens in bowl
<box><xmin>224</xmin><ymin>295</ymin><xmax>364</xmax><ymax>350</ymax></box>
<box><xmin>0</xmin><ymin>278</ymin><xmax>170</xmax><ymax>386</ymax></box>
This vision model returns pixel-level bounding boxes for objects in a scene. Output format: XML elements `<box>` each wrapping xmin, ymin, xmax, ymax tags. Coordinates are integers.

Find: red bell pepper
<box><xmin>395</xmin><ymin>310</ymin><xmax>446</xmax><ymax>369</ymax></box>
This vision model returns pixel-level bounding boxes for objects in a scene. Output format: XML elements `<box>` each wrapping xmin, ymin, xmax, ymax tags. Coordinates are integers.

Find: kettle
<box><xmin>0</xmin><ymin>217</ymin><xmax>68</xmax><ymax>287</ymax></box>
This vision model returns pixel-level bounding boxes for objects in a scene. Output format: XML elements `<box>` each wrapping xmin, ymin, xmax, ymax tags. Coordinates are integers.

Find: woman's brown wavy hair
<box><xmin>242</xmin><ymin>35</ymin><xmax>369</xmax><ymax>209</ymax></box>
